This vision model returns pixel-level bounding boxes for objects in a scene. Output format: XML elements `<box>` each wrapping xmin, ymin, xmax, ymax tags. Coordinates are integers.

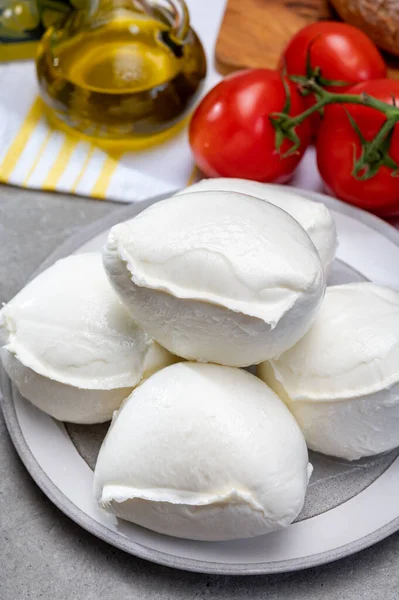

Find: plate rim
<box><xmin>2</xmin><ymin>186</ymin><xmax>399</xmax><ymax>575</ymax></box>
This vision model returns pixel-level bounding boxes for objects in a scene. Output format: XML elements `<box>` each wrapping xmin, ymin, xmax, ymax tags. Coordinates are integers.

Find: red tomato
<box><xmin>316</xmin><ymin>79</ymin><xmax>399</xmax><ymax>217</ymax></box>
<box><xmin>281</xmin><ymin>22</ymin><xmax>386</xmax><ymax>135</ymax></box>
<box><xmin>189</xmin><ymin>69</ymin><xmax>311</xmax><ymax>183</ymax></box>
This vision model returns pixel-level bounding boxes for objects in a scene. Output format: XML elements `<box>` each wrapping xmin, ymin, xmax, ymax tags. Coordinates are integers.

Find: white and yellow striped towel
<box><xmin>0</xmin><ymin>0</ymin><xmax>222</xmax><ymax>202</ymax></box>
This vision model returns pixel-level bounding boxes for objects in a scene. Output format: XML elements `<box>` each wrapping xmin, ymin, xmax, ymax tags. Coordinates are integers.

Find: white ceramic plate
<box><xmin>2</xmin><ymin>187</ymin><xmax>399</xmax><ymax>576</ymax></box>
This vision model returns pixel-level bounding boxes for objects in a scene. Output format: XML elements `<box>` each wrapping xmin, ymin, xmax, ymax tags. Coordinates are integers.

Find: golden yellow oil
<box><xmin>36</xmin><ymin>9</ymin><xmax>206</xmax><ymax>140</ymax></box>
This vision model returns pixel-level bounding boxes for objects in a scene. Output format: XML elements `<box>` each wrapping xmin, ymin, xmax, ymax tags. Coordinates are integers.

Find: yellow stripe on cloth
<box><xmin>0</xmin><ymin>98</ymin><xmax>43</xmax><ymax>181</ymax></box>
<box><xmin>42</xmin><ymin>135</ymin><xmax>79</xmax><ymax>191</ymax></box>
<box><xmin>186</xmin><ymin>165</ymin><xmax>200</xmax><ymax>186</ymax></box>
<box><xmin>23</xmin><ymin>128</ymin><xmax>53</xmax><ymax>186</ymax></box>
<box><xmin>91</xmin><ymin>152</ymin><xmax>122</xmax><ymax>199</ymax></box>
<box><xmin>71</xmin><ymin>145</ymin><xmax>95</xmax><ymax>193</ymax></box>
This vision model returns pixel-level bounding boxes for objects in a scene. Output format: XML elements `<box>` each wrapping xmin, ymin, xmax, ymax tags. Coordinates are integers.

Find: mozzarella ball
<box><xmin>176</xmin><ymin>179</ymin><xmax>337</xmax><ymax>271</ymax></box>
<box><xmin>258</xmin><ymin>283</ymin><xmax>399</xmax><ymax>460</ymax></box>
<box><xmin>94</xmin><ymin>362</ymin><xmax>312</xmax><ymax>541</ymax></box>
<box><xmin>0</xmin><ymin>253</ymin><xmax>175</xmax><ymax>423</ymax></box>
<box><xmin>103</xmin><ymin>191</ymin><xmax>325</xmax><ymax>366</ymax></box>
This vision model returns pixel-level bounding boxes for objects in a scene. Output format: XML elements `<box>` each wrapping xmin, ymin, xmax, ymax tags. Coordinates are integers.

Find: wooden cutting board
<box><xmin>215</xmin><ymin>0</ymin><xmax>399</xmax><ymax>78</ymax></box>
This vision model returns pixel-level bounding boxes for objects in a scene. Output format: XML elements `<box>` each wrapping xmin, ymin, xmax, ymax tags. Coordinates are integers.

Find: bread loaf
<box><xmin>330</xmin><ymin>0</ymin><xmax>399</xmax><ymax>56</ymax></box>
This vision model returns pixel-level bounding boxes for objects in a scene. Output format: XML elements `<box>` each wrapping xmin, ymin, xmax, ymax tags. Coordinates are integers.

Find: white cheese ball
<box><xmin>176</xmin><ymin>179</ymin><xmax>337</xmax><ymax>271</ymax></box>
<box><xmin>258</xmin><ymin>283</ymin><xmax>399</xmax><ymax>460</ymax></box>
<box><xmin>103</xmin><ymin>191</ymin><xmax>325</xmax><ymax>366</ymax></box>
<box><xmin>0</xmin><ymin>253</ymin><xmax>175</xmax><ymax>423</ymax></box>
<box><xmin>94</xmin><ymin>362</ymin><xmax>312</xmax><ymax>541</ymax></box>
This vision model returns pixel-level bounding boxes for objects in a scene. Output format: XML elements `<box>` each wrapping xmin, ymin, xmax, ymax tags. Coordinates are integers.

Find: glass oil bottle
<box><xmin>36</xmin><ymin>0</ymin><xmax>206</xmax><ymax>141</ymax></box>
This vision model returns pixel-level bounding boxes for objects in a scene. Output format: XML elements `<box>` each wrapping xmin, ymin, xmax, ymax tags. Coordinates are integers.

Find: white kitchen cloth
<box><xmin>0</xmin><ymin>0</ymin><xmax>222</xmax><ymax>202</ymax></box>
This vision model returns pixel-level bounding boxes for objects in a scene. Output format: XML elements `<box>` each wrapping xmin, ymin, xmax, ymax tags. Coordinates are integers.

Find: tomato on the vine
<box><xmin>316</xmin><ymin>79</ymin><xmax>399</xmax><ymax>217</ymax></box>
<box><xmin>189</xmin><ymin>69</ymin><xmax>311</xmax><ymax>183</ymax></box>
<box><xmin>281</xmin><ymin>22</ymin><xmax>386</xmax><ymax>135</ymax></box>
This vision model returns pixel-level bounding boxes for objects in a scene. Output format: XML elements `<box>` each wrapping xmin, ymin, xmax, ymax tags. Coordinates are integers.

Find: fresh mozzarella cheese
<box><xmin>176</xmin><ymin>179</ymin><xmax>337</xmax><ymax>271</ymax></box>
<box><xmin>0</xmin><ymin>253</ymin><xmax>175</xmax><ymax>423</ymax></box>
<box><xmin>258</xmin><ymin>283</ymin><xmax>399</xmax><ymax>460</ymax></box>
<box><xmin>94</xmin><ymin>362</ymin><xmax>312</xmax><ymax>541</ymax></box>
<box><xmin>103</xmin><ymin>191</ymin><xmax>325</xmax><ymax>366</ymax></box>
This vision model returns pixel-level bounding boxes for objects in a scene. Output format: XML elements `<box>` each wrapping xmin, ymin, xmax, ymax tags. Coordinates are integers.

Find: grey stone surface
<box><xmin>1</xmin><ymin>185</ymin><xmax>399</xmax><ymax>599</ymax></box>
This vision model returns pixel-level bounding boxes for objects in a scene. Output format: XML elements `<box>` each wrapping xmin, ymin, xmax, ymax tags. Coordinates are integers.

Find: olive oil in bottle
<box><xmin>36</xmin><ymin>1</ymin><xmax>206</xmax><ymax>140</ymax></box>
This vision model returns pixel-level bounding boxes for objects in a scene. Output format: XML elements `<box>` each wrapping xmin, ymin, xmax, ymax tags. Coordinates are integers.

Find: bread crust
<box><xmin>330</xmin><ymin>0</ymin><xmax>399</xmax><ymax>56</ymax></box>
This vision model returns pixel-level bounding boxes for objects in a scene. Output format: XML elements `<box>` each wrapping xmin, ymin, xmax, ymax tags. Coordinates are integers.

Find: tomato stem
<box><xmin>270</xmin><ymin>79</ymin><xmax>399</xmax><ymax>179</ymax></box>
<box><xmin>350</xmin><ymin>116</ymin><xmax>399</xmax><ymax>179</ymax></box>
<box><xmin>288</xmin><ymin>81</ymin><xmax>399</xmax><ymax>128</ymax></box>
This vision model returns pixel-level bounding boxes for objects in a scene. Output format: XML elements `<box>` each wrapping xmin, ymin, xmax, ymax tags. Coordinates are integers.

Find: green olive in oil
<box><xmin>36</xmin><ymin>1</ymin><xmax>206</xmax><ymax>140</ymax></box>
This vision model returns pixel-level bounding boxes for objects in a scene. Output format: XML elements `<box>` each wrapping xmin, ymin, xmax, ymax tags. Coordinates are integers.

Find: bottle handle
<box><xmin>136</xmin><ymin>0</ymin><xmax>189</xmax><ymax>43</ymax></box>
<box><xmin>166</xmin><ymin>0</ymin><xmax>189</xmax><ymax>42</ymax></box>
